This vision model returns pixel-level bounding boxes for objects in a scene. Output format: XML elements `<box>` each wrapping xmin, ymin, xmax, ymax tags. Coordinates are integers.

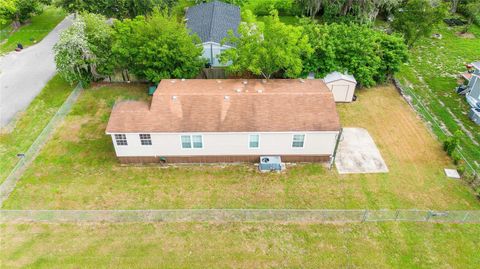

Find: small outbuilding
<box><xmin>323</xmin><ymin>72</ymin><xmax>357</xmax><ymax>103</ymax></box>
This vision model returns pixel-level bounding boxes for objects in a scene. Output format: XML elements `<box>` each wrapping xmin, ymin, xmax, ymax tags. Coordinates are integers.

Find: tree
<box><xmin>82</xmin><ymin>13</ymin><xmax>115</xmax><ymax>78</ymax></box>
<box><xmin>450</xmin><ymin>0</ymin><xmax>460</xmax><ymax>13</ymax></box>
<box><xmin>460</xmin><ymin>1</ymin><xmax>480</xmax><ymax>33</ymax></box>
<box><xmin>392</xmin><ymin>0</ymin><xmax>446</xmax><ymax>48</ymax></box>
<box><xmin>53</xmin><ymin>19</ymin><xmax>92</xmax><ymax>84</ymax></box>
<box><xmin>54</xmin><ymin>0</ymin><xmax>178</xmax><ymax>19</ymax></box>
<box><xmin>220</xmin><ymin>10</ymin><xmax>312</xmax><ymax>79</ymax></box>
<box><xmin>301</xmin><ymin>20</ymin><xmax>408</xmax><ymax>87</ymax></box>
<box><xmin>0</xmin><ymin>0</ymin><xmax>42</xmax><ymax>28</ymax></box>
<box><xmin>112</xmin><ymin>11</ymin><xmax>204</xmax><ymax>82</ymax></box>
<box><xmin>53</xmin><ymin>13</ymin><xmax>115</xmax><ymax>84</ymax></box>
<box><xmin>296</xmin><ymin>0</ymin><xmax>401</xmax><ymax>23</ymax></box>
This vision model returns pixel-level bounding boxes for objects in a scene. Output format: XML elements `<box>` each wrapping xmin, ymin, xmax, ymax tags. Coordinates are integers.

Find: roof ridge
<box><xmin>208</xmin><ymin>1</ymin><xmax>217</xmax><ymax>42</ymax></box>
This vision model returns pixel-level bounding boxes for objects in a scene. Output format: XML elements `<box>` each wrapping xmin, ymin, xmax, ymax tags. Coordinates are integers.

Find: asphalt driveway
<box><xmin>0</xmin><ymin>15</ymin><xmax>73</xmax><ymax>128</ymax></box>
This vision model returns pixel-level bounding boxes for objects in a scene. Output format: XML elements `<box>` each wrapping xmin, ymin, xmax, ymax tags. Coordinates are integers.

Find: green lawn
<box><xmin>396</xmin><ymin>21</ymin><xmax>480</xmax><ymax>173</ymax></box>
<box><xmin>2</xmin><ymin>84</ymin><xmax>479</xmax><ymax>210</ymax></box>
<box><xmin>0</xmin><ymin>75</ymin><xmax>74</xmax><ymax>183</ymax></box>
<box><xmin>1</xmin><ymin>222</ymin><xmax>480</xmax><ymax>268</ymax></box>
<box><xmin>0</xmin><ymin>6</ymin><xmax>66</xmax><ymax>54</ymax></box>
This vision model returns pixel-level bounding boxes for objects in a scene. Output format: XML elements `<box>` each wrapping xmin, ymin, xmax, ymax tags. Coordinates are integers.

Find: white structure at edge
<box><xmin>323</xmin><ymin>72</ymin><xmax>357</xmax><ymax>102</ymax></box>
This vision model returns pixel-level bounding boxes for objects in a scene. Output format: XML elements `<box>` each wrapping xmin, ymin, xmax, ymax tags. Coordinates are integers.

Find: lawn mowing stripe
<box><xmin>0</xmin><ymin>84</ymin><xmax>83</xmax><ymax>207</ymax></box>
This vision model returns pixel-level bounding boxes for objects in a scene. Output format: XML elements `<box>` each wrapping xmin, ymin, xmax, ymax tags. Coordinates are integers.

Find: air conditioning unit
<box><xmin>259</xmin><ymin>156</ymin><xmax>284</xmax><ymax>172</ymax></box>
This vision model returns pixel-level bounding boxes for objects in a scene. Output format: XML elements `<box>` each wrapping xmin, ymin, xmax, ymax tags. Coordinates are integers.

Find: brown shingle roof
<box><xmin>106</xmin><ymin>79</ymin><xmax>341</xmax><ymax>133</ymax></box>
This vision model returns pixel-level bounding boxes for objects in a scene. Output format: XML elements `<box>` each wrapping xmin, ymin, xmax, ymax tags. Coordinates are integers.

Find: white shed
<box><xmin>323</xmin><ymin>72</ymin><xmax>357</xmax><ymax>102</ymax></box>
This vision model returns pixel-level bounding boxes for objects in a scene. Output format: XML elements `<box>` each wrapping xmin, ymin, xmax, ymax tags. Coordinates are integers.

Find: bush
<box><xmin>452</xmin><ymin>151</ymin><xmax>462</xmax><ymax>165</ymax></box>
<box><xmin>243</xmin><ymin>0</ymin><xmax>301</xmax><ymax>16</ymax></box>
<box><xmin>443</xmin><ymin>130</ymin><xmax>462</xmax><ymax>157</ymax></box>
<box><xmin>301</xmin><ymin>20</ymin><xmax>408</xmax><ymax>87</ymax></box>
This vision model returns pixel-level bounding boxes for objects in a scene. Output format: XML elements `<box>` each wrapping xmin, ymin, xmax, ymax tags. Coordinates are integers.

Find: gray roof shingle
<box><xmin>186</xmin><ymin>1</ymin><xmax>240</xmax><ymax>44</ymax></box>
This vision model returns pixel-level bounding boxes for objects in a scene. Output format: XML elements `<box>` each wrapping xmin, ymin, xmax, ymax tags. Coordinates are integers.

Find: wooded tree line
<box><xmin>50</xmin><ymin>0</ymin><xmax>478</xmax><ymax>86</ymax></box>
<box><xmin>53</xmin><ymin>0</ymin><xmax>177</xmax><ymax>18</ymax></box>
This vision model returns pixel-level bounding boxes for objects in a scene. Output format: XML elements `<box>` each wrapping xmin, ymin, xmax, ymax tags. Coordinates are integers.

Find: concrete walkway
<box><xmin>0</xmin><ymin>15</ymin><xmax>73</xmax><ymax>128</ymax></box>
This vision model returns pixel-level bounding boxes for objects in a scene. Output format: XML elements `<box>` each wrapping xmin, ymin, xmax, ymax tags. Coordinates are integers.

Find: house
<box><xmin>463</xmin><ymin>61</ymin><xmax>480</xmax><ymax>125</ymax></box>
<box><xmin>186</xmin><ymin>1</ymin><xmax>240</xmax><ymax>67</ymax></box>
<box><xmin>466</xmin><ymin>61</ymin><xmax>480</xmax><ymax>109</ymax></box>
<box><xmin>106</xmin><ymin>79</ymin><xmax>342</xmax><ymax>164</ymax></box>
<box><xmin>323</xmin><ymin>72</ymin><xmax>357</xmax><ymax>102</ymax></box>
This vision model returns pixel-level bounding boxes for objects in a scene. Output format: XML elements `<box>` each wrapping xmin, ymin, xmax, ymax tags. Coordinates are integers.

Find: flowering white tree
<box><xmin>53</xmin><ymin>19</ymin><xmax>92</xmax><ymax>84</ymax></box>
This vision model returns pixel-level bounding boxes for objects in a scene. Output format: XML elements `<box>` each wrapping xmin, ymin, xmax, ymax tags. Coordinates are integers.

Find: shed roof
<box><xmin>106</xmin><ymin>79</ymin><xmax>341</xmax><ymax>133</ymax></box>
<box><xmin>323</xmin><ymin>71</ymin><xmax>357</xmax><ymax>84</ymax></box>
<box><xmin>185</xmin><ymin>1</ymin><xmax>240</xmax><ymax>44</ymax></box>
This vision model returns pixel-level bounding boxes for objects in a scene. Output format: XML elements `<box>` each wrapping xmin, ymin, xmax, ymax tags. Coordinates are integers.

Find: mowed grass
<box><xmin>0</xmin><ymin>75</ymin><xmax>74</xmax><ymax>183</ymax></box>
<box><xmin>396</xmin><ymin>21</ymin><xmax>480</xmax><ymax>170</ymax></box>
<box><xmin>0</xmin><ymin>6</ymin><xmax>66</xmax><ymax>54</ymax></box>
<box><xmin>2</xmin><ymin>84</ymin><xmax>479</xmax><ymax>210</ymax></box>
<box><xmin>1</xmin><ymin>222</ymin><xmax>480</xmax><ymax>268</ymax></box>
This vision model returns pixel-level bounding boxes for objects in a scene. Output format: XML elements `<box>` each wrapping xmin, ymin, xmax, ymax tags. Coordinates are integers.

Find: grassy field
<box><xmin>396</xmin><ymin>21</ymin><xmax>480</xmax><ymax>173</ymax></box>
<box><xmin>0</xmin><ymin>6</ymin><xmax>66</xmax><ymax>54</ymax></box>
<box><xmin>2</xmin><ymin>83</ymin><xmax>479</xmax><ymax>210</ymax></box>
<box><xmin>1</xmin><ymin>222</ymin><xmax>480</xmax><ymax>268</ymax></box>
<box><xmin>0</xmin><ymin>76</ymin><xmax>74</xmax><ymax>183</ymax></box>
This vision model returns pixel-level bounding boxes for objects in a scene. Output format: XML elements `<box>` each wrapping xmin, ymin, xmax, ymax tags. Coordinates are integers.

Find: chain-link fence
<box><xmin>0</xmin><ymin>84</ymin><xmax>83</xmax><ymax>207</ymax></box>
<box><xmin>392</xmin><ymin>78</ymin><xmax>479</xmax><ymax>177</ymax></box>
<box><xmin>1</xmin><ymin>209</ymin><xmax>479</xmax><ymax>223</ymax></box>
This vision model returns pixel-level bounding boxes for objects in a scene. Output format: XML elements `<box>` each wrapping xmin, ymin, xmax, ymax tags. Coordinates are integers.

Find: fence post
<box><xmin>425</xmin><ymin>211</ymin><xmax>432</xmax><ymax>222</ymax></box>
<box><xmin>362</xmin><ymin>209</ymin><xmax>369</xmax><ymax>222</ymax></box>
<box><xmin>462</xmin><ymin>212</ymin><xmax>470</xmax><ymax>223</ymax></box>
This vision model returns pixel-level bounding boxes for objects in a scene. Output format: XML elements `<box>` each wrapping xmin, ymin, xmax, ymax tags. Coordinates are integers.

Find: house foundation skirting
<box><xmin>117</xmin><ymin>155</ymin><xmax>331</xmax><ymax>164</ymax></box>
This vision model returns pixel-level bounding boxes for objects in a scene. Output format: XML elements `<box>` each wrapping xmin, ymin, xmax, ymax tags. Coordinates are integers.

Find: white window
<box><xmin>292</xmin><ymin>134</ymin><xmax>305</xmax><ymax>148</ymax></box>
<box><xmin>139</xmin><ymin>134</ymin><xmax>152</xmax><ymax>146</ymax></box>
<box><xmin>181</xmin><ymin>135</ymin><xmax>203</xmax><ymax>149</ymax></box>
<box><xmin>181</xmin><ymin>135</ymin><xmax>192</xmax><ymax>148</ymax></box>
<box><xmin>114</xmin><ymin>134</ymin><xmax>128</xmax><ymax>146</ymax></box>
<box><xmin>192</xmin><ymin>135</ymin><xmax>203</xmax><ymax>148</ymax></box>
<box><xmin>249</xmin><ymin>134</ymin><xmax>259</xmax><ymax>148</ymax></box>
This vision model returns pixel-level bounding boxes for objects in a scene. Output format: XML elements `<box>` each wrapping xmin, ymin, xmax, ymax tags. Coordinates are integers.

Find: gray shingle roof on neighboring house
<box><xmin>186</xmin><ymin>1</ymin><xmax>240</xmax><ymax>45</ymax></box>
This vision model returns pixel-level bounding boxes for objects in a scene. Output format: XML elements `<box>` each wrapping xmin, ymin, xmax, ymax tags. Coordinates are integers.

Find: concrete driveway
<box><xmin>0</xmin><ymin>15</ymin><xmax>73</xmax><ymax>128</ymax></box>
<box><xmin>335</xmin><ymin>127</ymin><xmax>388</xmax><ymax>174</ymax></box>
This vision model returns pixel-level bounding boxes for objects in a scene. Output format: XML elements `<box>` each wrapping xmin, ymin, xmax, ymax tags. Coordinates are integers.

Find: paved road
<box><xmin>0</xmin><ymin>15</ymin><xmax>73</xmax><ymax>128</ymax></box>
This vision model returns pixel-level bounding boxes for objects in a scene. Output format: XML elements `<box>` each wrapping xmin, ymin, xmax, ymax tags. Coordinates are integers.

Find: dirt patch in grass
<box><xmin>455</xmin><ymin>32</ymin><xmax>475</xmax><ymax>38</ymax></box>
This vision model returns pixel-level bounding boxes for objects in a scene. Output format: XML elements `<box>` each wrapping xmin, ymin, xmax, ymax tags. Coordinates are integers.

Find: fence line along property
<box><xmin>0</xmin><ymin>84</ymin><xmax>83</xmax><ymax>207</ymax></box>
<box><xmin>1</xmin><ymin>209</ymin><xmax>479</xmax><ymax>223</ymax></box>
<box><xmin>392</xmin><ymin>79</ymin><xmax>479</xmax><ymax>176</ymax></box>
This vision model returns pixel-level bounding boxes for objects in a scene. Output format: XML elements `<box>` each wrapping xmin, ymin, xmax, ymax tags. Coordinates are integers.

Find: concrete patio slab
<box><xmin>335</xmin><ymin>127</ymin><xmax>388</xmax><ymax>174</ymax></box>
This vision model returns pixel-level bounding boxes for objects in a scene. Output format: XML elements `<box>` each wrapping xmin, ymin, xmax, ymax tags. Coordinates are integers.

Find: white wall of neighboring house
<box><xmin>202</xmin><ymin>42</ymin><xmax>231</xmax><ymax>67</ymax></box>
<box><xmin>325</xmin><ymin>80</ymin><xmax>357</xmax><ymax>102</ymax></box>
<box><xmin>108</xmin><ymin>131</ymin><xmax>340</xmax><ymax>157</ymax></box>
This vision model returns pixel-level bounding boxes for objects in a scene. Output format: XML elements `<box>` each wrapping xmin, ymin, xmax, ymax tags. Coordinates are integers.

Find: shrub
<box><xmin>243</xmin><ymin>0</ymin><xmax>301</xmax><ymax>16</ymax></box>
<box><xmin>301</xmin><ymin>20</ymin><xmax>408</xmax><ymax>87</ymax></box>
<box><xmin>452</xmin><ymin>151</ymin><xmax>462</xmax><ymax>165</ymax></box>
<box><xmin>443</xmin><ymin>130</ymin><xmax>462</xmax><ymax>157</ymax></box>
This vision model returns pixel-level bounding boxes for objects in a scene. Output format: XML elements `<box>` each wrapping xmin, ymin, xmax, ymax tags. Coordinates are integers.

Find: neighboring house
<box><xmin>323</xmin><ymin>72</ymin><xmax>357</xmax><ymax>102</ymax></box>
<box><xmin>462</xmin><ymin>61</ymin><xmax>480</xmax><ymax>125</ymax></box>
<box><xmin>106</xmin><ymin>79</ymin><xmax>342</xmax><ymax>164</ymax></box>
<box><xmin>466</xmin><ymin>61</ymin><xmax>480</xmax><ymax>109</ymax></box>
<box><xmin>186</xmin><ymin>1</ymin><xmax>240</xmax><ymax>67</ymax></box>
